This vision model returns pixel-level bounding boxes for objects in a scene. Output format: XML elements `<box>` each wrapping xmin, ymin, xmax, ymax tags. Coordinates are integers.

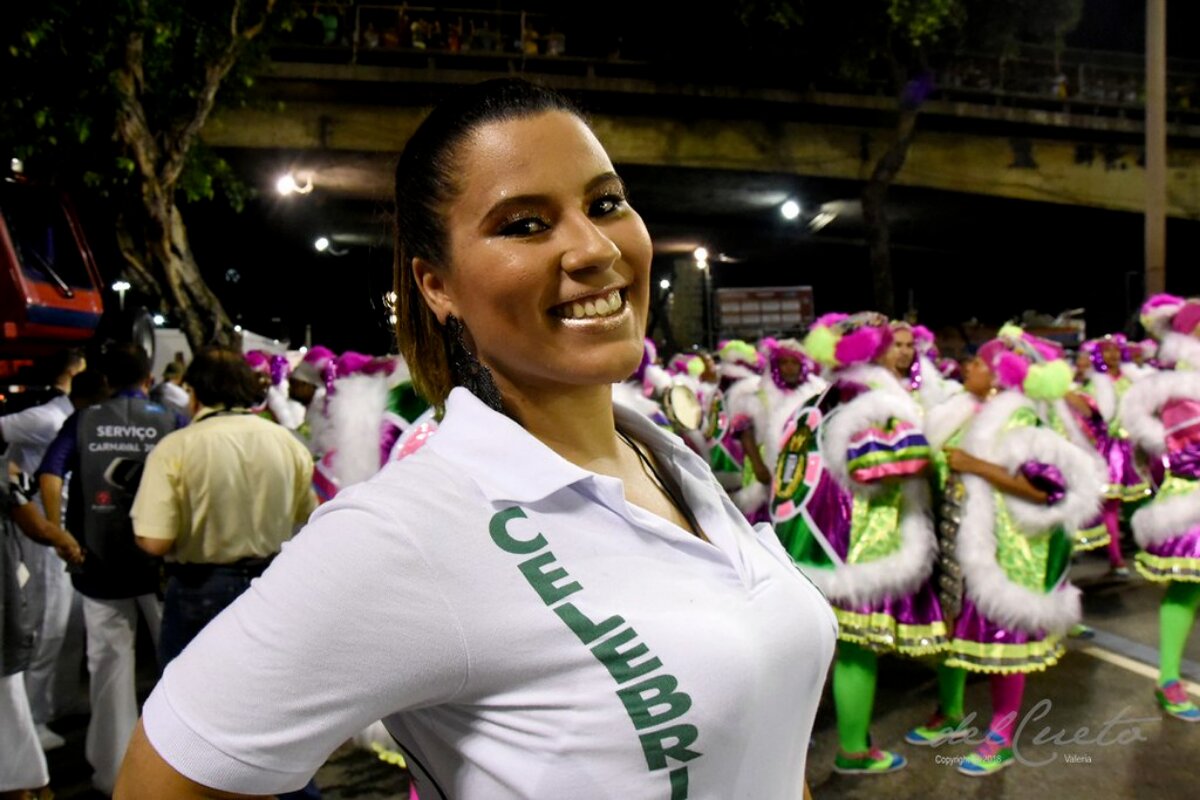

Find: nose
<box><xmin>559</xmin><ymin>211</ymin><xmax>621</xmax><ymax>274</ymax></box>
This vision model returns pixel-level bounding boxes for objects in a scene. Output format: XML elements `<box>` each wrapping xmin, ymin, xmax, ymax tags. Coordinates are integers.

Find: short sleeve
<box><xmin>130</xmin><ymin>442</ymin><xmax>182</xmax><ymax>541</ymax></box>
<box><xmin>140</xmin><ymin>489</ymin><xmax>470</xmax><ymax>795</ymax></box>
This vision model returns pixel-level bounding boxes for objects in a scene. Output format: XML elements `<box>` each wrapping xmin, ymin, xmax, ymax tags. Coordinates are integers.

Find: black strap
<box><xmin>617</xmin><ymin>429</ymin><xmax>707</xmax><ymax>541</ymax></box>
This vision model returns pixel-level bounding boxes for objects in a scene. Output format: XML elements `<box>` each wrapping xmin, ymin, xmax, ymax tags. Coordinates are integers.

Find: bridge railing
<box><xmin>272</xmin><ymin>4</ymin><xmax>1200</xmax><ymax>123</ymax></box>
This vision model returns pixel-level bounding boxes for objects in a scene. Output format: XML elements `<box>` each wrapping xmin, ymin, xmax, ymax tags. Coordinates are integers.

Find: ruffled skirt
<box><xmin>943</xmin><ymin>596</ymin><xmax>1065</xmax><ymax>675</ymax></box>
<box><xmin>832</xmin><ymin>579</ymin><xmax>949</xmax><ymax>657</ymax></box>
<box><xmin>1136</xmin><ymin>527</ymin><xmax>1200</xmax><ymax>583</ymax></box>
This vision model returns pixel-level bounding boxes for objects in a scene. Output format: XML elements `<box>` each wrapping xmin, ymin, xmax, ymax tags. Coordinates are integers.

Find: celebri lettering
<box><xmin>489</xmin><ymin>507</ymin><xmax>702</xmax><ymax>800</ymax></box>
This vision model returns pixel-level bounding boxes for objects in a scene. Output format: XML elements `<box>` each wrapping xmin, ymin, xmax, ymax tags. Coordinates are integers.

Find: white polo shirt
<box><xmin>141</xmin><ymin>388</ymin><xmax>837</xmax><ymax>799</ymax></box>
<box><xmin>1</xmin><ymin>393</ymin><xmax>74</xmax><ymax>475</ymax></box>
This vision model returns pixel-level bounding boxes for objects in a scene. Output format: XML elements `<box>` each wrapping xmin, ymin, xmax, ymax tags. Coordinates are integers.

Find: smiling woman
<box><xmin>114</xmin><ymin>79</ymin><xmax>835</xmax><ymax>800</ymax></box>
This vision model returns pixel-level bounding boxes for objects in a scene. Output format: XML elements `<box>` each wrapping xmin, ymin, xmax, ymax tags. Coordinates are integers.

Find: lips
<box><xmin>550</xmin><ymin>288</ymin><xmax>626</xmax><ymax>320</ymax></box>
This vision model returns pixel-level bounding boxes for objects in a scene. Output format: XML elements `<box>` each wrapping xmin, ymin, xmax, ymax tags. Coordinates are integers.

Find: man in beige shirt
<box><xmin>131</xmin><ymin>347</ymin><xmax>317</xmax><ymax>667</ymax></box>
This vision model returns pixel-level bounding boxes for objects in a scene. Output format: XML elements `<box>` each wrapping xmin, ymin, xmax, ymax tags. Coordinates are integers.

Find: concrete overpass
<box><xmin>202</xmin><ymin>61</ymin><xmax>1200</xmax><ymax>220</ymax></box>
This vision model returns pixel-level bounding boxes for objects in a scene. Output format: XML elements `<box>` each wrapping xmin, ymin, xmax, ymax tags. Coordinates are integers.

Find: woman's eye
<box><xmin>498</xmin><ymin>216</ymin><xmax>550</xmax><ymax>237</ymax></box>
<box><xmin>589</xmin><ymin>193</ymin><xmax>626</xmax><ymax>217</ymax></box>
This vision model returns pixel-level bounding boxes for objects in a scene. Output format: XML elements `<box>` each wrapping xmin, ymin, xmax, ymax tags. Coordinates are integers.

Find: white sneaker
<box><xmin>36</xmin><ymin>723</ymin><xmax>66</xmax><ymax>751</ymax></box>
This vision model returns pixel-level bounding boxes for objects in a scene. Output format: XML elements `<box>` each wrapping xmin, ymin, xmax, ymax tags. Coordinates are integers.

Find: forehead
<box><xmin>452</xmin><ymin>111</ymin><xmax>613</xmax><ymax>201</ymax></box>
<box><xmin>893</xmin><ymin>329</ymin><xmax>914</xmax><ymax>342</ymax></box>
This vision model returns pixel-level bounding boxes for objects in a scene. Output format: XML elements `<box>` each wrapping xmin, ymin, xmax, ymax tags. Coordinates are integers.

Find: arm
<box><xmin>11</xmin><ymin>502</ymin><xmax>84</xmax><ymax>565</ymax></box>
<box><xmin>945</xmin><ymin>448</ymin><xmax>1049</xmax><ymax>505</ymax></box>
<box><xmin>38</xmin><ymin>473</ymin><xmax>65</xmax><ymax>534</ymax></box>
<box><xmin>115</xmin><ymin>721</ymin><xmax>264</xmax><ymax>800</ymax></box>
<box><xmin>130</xmin><ymin>444</ymin><xmax>179</xmax><ymax>557</ymax></box>
<box><xmin>739</xmin><ymin>427</ymin><xmax>773</xmax><ymax>485</ymax></box>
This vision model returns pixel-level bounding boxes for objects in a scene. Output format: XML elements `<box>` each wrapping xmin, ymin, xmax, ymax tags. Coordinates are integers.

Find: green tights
<box><xmin>1160</xmin><ymin>581</ymin><xmax>1200</xmax><ymax>685</ymax></box>
<box><xmin>833</xmin><ymin>641</ymin><xmax>878</xmax><ymax>753</ymax></box>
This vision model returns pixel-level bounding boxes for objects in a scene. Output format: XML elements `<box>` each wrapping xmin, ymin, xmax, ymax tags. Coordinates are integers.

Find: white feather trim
<box><xmin>957</xmin><ymin>474</ymin><xmax>1082</xmax><ymax>635</ymax></box>
<box><xmin>612</xmin><ymin>381</ymin><xmax>663</xmax><ymax>422</ymax></box>
<box><xmin>821</xmin><ymin>382</ymin><xmax>925</xmax><ymax>492</ymax></box>
<box><xmin>962</xmin><ymin>391</ymin><xmax>1105</xmax><ymax>535</ymax></box>
<box><xmin>326</xmin><ymin>373</ymin><xmax>390</xmax><ymax>488</ymax></box>
<box><xmin>917</xmin><ymin>355</ymin><xmax>962</xmax><ymax>410</ymax></box>
<box><xmin>990</xmin><ymin>427</ymin><xmax>1106</xmax><ymax>533</ymax></box>
<box><xmin>837</xmin><ymin>364</ymin><xmax>910</xmax><ymax>397</ymax></box>
<box><xmin>800</xmin><ymin>480</ymin><xmax>937</xmax><ymax>605</ymax></box>
<box><xmin>1132</xmin><ymin>487</ymin><xmax>1200</xmax><ymax>548</ymax></box>
<box><xmin>1160</xmin><ymin>333</ymin><xmax>1200</xmax><ymax>371</ymax></box>
<box><xmin>732</xmin><ymin>481</ymin><xmax>768</xmax><ymax>515</ymax></box>
<box><xmin>644</xmin><ymin>364</ymin><xmax>673</xmax><ymax>394</ymax></box>
<box><xmin>926</xmin><ymin>393</ymin><xmax>979</xmax><ymax>449</ymax></box>
<box><xmin>1122</xmin><ymin>371</ymin><xmax>1200</xmax><ymax>454</ymax></box>
<box><xmin>1087</xmin><ymin>371</ymin><xmax>1117</xmax><ymax>423</ymax></box>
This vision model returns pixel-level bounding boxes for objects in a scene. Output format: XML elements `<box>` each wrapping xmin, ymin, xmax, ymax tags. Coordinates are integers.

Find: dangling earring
<box><xmin>444</xmin><ymin>314</ymin><xmax>504</xmax><ymax>412</ymax></box>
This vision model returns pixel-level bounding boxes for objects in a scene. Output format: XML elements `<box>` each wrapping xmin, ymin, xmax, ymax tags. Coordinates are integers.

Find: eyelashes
<box><xmin>495</xmin><ymin>191</ymin><xmax>629</xmax><ymax>238</ymax></box>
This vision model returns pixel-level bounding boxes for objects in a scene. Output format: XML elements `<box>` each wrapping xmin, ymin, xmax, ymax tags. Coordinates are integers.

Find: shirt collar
<box><xmin>427</xmin><ymin>387</ymin><xmax>708</xmax><ymax>505</ymax></box>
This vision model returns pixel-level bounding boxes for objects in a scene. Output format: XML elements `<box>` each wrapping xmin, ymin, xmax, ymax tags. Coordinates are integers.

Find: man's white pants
<box><xmin>0</xmin><ymin>672</ymin><xmax>50</xmax><ymax>791</ymax></box>
<box><xmin>23</xmin><ymin>543</ymin><xmax>75</xmax><ymax>723</ymax></box>
<box><xmin>83</xmin><ymin>594</ymin><xmax>162</xmax><ymax>794</ymax></box>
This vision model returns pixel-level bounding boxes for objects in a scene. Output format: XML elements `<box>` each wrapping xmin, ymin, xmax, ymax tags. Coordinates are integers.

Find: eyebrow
<box><xmin>479</xmin><ymin>172</ymin><xmax>626</xmax><ymax>227</ymax></box>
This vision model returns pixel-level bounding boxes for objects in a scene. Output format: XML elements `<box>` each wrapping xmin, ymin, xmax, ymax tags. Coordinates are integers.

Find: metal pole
<box><xmin>1145</xmin><ymin>0</ymin><xmax>1167</xmax><ymax>296</ymax></box>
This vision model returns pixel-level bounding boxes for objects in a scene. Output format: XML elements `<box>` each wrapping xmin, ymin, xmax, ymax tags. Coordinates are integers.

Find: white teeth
<box><xmin>557</xmin><ymin>290</ymin><xmax>624</xmax><ymax>319</ymax></box>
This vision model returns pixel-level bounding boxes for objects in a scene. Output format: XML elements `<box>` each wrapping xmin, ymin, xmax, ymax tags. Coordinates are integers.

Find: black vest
<box><xmin>72</xmin><ymin>397</ymin><xmax>176</xmax><ymax>599</ymax></box>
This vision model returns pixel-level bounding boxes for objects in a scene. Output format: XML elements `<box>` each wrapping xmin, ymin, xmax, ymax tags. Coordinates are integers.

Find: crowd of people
<box><xmin>4</xmin><ymin>77</ymin><xmax>1200</xmax><ymax>798</ymax></box>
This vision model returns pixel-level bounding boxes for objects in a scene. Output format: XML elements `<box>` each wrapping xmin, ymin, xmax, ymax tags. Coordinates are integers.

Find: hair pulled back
<box><xmin>393</xmin><ymin>78</ymin><xmax>581</xmax><ymax>407</ymax></box>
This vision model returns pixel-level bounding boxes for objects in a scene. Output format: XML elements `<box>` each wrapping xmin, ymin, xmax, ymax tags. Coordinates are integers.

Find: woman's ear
<box><xmin>413</xmin><ymin>256</ymin><xmax>455</xmax><ymax>324</ymax></box>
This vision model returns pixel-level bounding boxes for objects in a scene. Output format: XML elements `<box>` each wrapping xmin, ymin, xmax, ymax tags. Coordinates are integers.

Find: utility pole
<box><xmin>1145</xmin><ymin>0</ymin><xmax>1167</xmax><ymax>296</ymax></box>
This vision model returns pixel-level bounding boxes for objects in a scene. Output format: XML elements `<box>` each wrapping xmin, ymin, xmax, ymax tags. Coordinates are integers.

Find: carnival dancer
<box><xmin>312</xmin><ymin>352</ymin><xmax>428</xmax><ymax>503</ymax></box>
<box><xmin>886</xmin><ymin>321</ymin><xmax>961</xmax><ymax>410</ymax></box>
<box><xmin>662</xmin><ymin>351</ymin><xmax>721</xmax><ymax>457</ymax></box>
<box><xmin>726</xmin><ymin>338</ymin><xmax>824</xmax><ymax>524</ymax></box>
<box><xmin>1076</xmin><ymin>336</ymin><xmax>1153</xmax><ymax>575</ymax></box>
<box><xmin>611</xmin><ymin>338</ymin><xmax>672</xmax><ymax>431</ymax></box>
<box><xmin>1123</xmin><ymin>294</ymin><xmax>1200</xmax><ymax>721</ymax></box>
<box><xmin>704</xmin><ymin>340</ymin><xmax>768</xmax><ymax>519</ymax></box>
<box><xmin>905</xmin><ymin>326</ymin><xmax>1105</xmax><ymax>775</ymax></box>
<box><xmin>772</xmin><ymin>312</ymin><xmax>943</xmax><ymax>775</ymax></box>
<box><xmin>245</xmin><ymin>350</ymin><xmax>305</xmax><ymax>431</ymax></box>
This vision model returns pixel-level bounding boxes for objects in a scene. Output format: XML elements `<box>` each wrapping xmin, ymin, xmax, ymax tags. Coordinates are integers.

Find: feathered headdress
<box><xmin>977</xmin><ymin>324</ymin><xmax>1072</xmax><ymax>400</ymax></box>
<box><xmin>803</xmin><ymin>311</ymin><xmax>893</xmax><ymax>370</ymax></box>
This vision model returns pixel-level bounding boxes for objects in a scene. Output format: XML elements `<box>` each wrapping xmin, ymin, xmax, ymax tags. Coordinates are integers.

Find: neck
<box><xmin>498</xmin><ymin>381</ymin><xmax>623</xmax><ymax>473</ymax></box>
<box><xmin>54</xmin><ymin>377</ymin><xmax>71</xmax><ymax>394</ymax></box>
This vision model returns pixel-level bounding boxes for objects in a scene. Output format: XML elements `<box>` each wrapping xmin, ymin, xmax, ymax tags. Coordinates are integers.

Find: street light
<box><xmin>314</xmin><ymin>236</ymin><xmax>330</xmax><ymax>252</ymax></box>
<box><xmin>693</xmin><ymin>247</ymin><xmax>709</xmax><ymax>262</ymax></box>
<box><xmin>781</xmin><ymin>200</ymin><xmax>801</xmax><ymax>220</ymax></box>
<box><xmin>659</xmin><ymin>278</ymin><xmax>671</xmax><ymax>290</ymax></box>
<box><xmin>111</xmin><ymin>280</ymin><xmax>131</xmax><ymax>311</ymax></box>
<box><xmin>152</xmin><ymin>313</ymin><xmax>166</xmax><ymax>326</ymax></box>
<box><xmin>276</xmin><ymin>172</ymin><xmax>313</xmax><ymax>196</ymax></box>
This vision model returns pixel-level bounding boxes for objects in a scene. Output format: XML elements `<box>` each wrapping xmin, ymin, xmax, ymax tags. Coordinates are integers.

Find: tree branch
<box><xmin>161</xmin><ymin>0</ymin><xmax>278</xmax><ymax>189</ymax></box>
<box><xmin>112</xmin><ymin>6</ymin><xmax>161</xmax><ymax>184</ymax></box>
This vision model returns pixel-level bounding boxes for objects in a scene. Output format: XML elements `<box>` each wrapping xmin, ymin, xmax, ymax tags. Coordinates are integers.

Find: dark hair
<box><xmin>183</xmin><ymin>347</ymin><xmax>267</xmax><ymax>409</ymax></box>
<box><xmin>163</xmin><ymin>361</ymin><xmax>184</xmax><ymax>380</ymax></box>
<box><xmin>44</xmin><ymin>348</ymin><xmax>86</xmax><ymax>381</ymax></box>
<box><xmin>393</xmin><ymin>78</ymin><xmax>582</xmax><ymax>407</ymax></box>
<box><xmin>69</xmin><ymin>369</ymin><xmax>110</xmax><ymax>407</ymax></box>
<box><xmin>102</xmin><ymin>343</ymin><xmax>151</xmax><ymax>391</ymax></box>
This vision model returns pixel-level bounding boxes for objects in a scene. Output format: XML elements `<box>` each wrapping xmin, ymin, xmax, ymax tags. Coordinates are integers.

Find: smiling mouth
<box><xmin>550</xmin><ymin>289</ymin><xmax>626</xmax><ymax>320</ymax></box>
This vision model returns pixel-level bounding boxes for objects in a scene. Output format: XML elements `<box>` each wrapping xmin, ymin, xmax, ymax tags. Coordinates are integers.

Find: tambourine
<box><xmin>663</xmin><ymin>382</ymin><xmax>703</xmax><ymax>431</ymax></box>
